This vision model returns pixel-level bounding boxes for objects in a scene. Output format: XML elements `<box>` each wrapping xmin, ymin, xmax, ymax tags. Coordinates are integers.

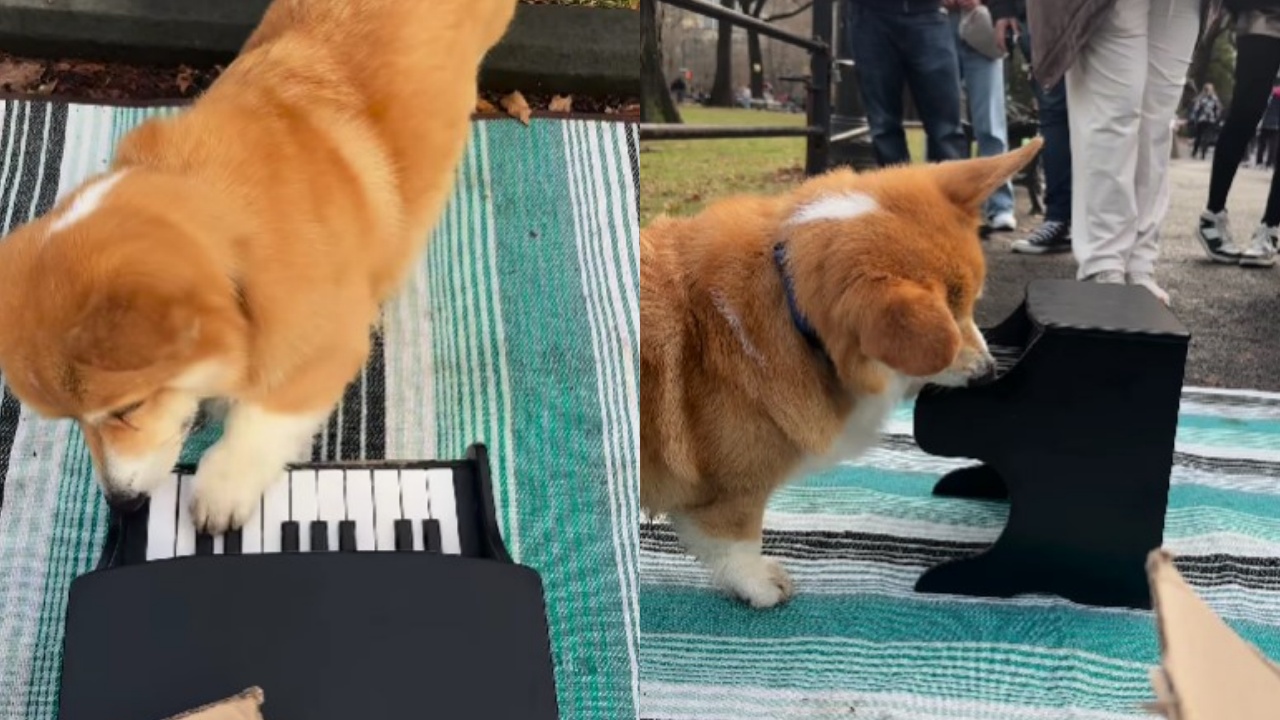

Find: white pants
<box><xmin>1066</xmin><ymin>0</ymin><xmax>1201</xmax><ymax>279</ymax></box>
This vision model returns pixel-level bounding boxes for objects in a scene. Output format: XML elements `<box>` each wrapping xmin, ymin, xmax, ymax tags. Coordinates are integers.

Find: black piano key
<box><xmin>394</xmin><ymin>520</ymin><xmax>414</xmax><ymax>552</ymax></box>
<box><xmin>338</xmin><ymin>520</ymin><xmax>357</xmax><ymax>552</ymax></box>
<box><xmin>310</xmin><ymin>521</ymin><xmax>329</xmax><ymax>552</ymax></box>
<box><xmin>423</xmin><ymin>519</ymin><xmax>442</xmax><ymax>553</ymax></box>
<box><xmin>224</xmin><ymin>529</ymin><xmax>242</xmax><ymax>555</ymax></box>
<box><xmin>195</xmin><ymin>533</ymin><xmax>214</xmax><ymax>556</ymax></box>
<box><xmin>281</xmin><ymin>521</ymin><xmax>300</xmax><ymax>553</ymax></box>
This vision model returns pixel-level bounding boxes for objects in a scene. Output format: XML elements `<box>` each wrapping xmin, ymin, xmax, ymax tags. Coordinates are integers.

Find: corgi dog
<box><xmin>0</xmin><ymin>0</ymin><xmax>516</xmax><ymax>532</ymax></box>
<box><xmin>640</xmin><ymin>140</ymin><xmax>1043</xmax><ymax>608</ymax></box>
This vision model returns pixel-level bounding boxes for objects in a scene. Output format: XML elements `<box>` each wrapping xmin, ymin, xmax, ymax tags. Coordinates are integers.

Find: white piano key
<box><xmin>345</xmin><ymin>469</ymin><xmax>376</xmax><ymax>551</ymax></box>
<box><xmin>290</xmin><ymin>470</ymin><xmax>319</xmax><ymax>552</ymax></box>
<box><xmin>262</xmin><ymin>474</ymin><xmax>290</xmax><ymax>554</ymax></box>
<box><xmin>175</xmin><ymin>475</ymin><xmax>196</xmax><ymax>557</ymax></box>
<box><xmin>241</xmin><ymin>493</ymin><xmax>264</xmax><ymax>554</ymax></box>
<box><xmin>372</xmin><ymin>469</ymin><xmax>402</xmax><ymax>551</ymax></box>
<box><xmin>317</xmin><ymin>469</ymin><xmax>346</xmax><ymax>551</ymax></box>
<box><xmin>399</xmin><ymin>470</ymin><xmax>430</xmax><ymax>551</ymax></box>
<box><xmin>145</xmin><ymin>474</ymin><xmax>180</xmax><ymax>561</ymax></box>
<box><xmin>426</xmin><ymin>469</ymin><xmax>460</xmax><ymax>555</ymax></box>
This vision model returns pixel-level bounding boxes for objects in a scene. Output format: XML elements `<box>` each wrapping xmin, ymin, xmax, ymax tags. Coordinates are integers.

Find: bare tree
<box><xmin>642</xmin><ymin>0</ymin><xmax>683</xmax><ymax>123</ymax></box>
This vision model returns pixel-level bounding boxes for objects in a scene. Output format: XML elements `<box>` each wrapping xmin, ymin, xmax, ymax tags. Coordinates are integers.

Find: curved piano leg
<box><xmin>914</xmin><ymin>547</ymin><xmax>1024</xmax><ymax>599</ymax></box>
<box><xmin>931</xmin><ymin>464</ymin><xmax>1009</xmax><ymax>501</ymax></box>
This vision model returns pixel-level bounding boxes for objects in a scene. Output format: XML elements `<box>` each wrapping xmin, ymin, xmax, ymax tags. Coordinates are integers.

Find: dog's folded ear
<box><xmin>933</xmin><ymin>137</ymin><xmax>1044</xmax><ymax>212</ymax></box>
<box><xmin>64</xmin><ymin>287</ymin><xmax>202</xmax><ymax>373</ymax></box>
<box><xmin>858</xmin><ymin>279</ymin><xmax>961</xmax><ymax>378</ymax></box>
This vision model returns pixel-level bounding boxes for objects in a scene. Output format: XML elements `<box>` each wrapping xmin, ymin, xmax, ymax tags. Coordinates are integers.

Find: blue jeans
<box><xmin>846</xmin><ymin>2</ymin><xmax>966</xmax><ymax>166</ymax></box>
<box><xmin>951</xmin><ymin>12</ymin><xmax>1014</xmax><ymax>219</ymax></box>
<box><xmin>1018</xmin><ymin>19</ymin><xmax>1072</xmax><ymax>224</ymax></box>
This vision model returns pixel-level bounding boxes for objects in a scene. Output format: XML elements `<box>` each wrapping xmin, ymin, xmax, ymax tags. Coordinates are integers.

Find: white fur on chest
<box><xmin>791</xmin><ymin>372</ymin><xmax>910</xmax><ymax>480</ymax></box>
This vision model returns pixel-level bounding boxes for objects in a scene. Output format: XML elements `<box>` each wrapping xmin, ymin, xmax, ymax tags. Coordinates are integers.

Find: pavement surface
<box><xmin>979</xmin><ymin>154</ymin><xmax>1280</xmax><ymax>392</ymax></box>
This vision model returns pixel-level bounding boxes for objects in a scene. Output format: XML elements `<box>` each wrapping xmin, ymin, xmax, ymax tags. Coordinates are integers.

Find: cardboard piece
<box><xmin>1146</xmin><ymin>550</ymin><xmax>1280</xmax><ymax>719</ymax></box>
<box><xmin>162</xmin><ymin>687</ymin><xmax>266</xmax><ymax>720</ymax></box>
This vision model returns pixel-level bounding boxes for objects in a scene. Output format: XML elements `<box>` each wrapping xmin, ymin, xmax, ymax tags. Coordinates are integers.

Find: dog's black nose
<box><xmin>104</xmin><ymin>490</ymin><xmax>145</xmax><ymax>513</ymax></box>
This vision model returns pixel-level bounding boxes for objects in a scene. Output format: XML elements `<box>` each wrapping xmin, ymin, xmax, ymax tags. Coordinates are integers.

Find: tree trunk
<box><xmin>747</xmin><ymin>31</ymin><xmax>764</xmax><ymax>99</ymax></box>
<box><xmin>710</xmin><ymin>0</ymin><xmax>737</xmax><ymax>107</ymax></box>
<box><xmin>641</xmin><ymin>0</ymin><xmax>682</xmax><ymax>123</ymax></box>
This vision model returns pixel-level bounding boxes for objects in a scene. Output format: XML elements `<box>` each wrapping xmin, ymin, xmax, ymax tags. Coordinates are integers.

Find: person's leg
<box><xmin>1125</xmin><ymin>0</ymin><xmax>1201</xmax><ymax>295</ymax></box>
<box><xmin>901</xmin><ymin>9</ymin><xmax>966</xmax><ymax>162</ymax></box>
<box><xmin>1193</xmin><ymin>121</ymin><xmax>1207</xmax><ymax>158</ymax></box>
<box><xmin>1197</xmin><ymin>35</ymin><xmax>1280</xmax><ymax>263</ymax></box>
<box><xmin>850</xmin><ymin>5</ymin><xmax>911</xmax><ymax>166</ymax></box>
<box><xmin>1066</xmin><ymin>0</ymin><xmax>1149</xmax><ymax>281</ymax></box>
<box><xmin>954</xmin><ymin>17</ymin><xmax>1015</xmax><ymax>223</ymax></box>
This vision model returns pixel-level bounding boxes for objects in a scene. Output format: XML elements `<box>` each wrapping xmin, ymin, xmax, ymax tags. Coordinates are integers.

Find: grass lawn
<box><xmin>640</xmin><ymin>106</ymin><xmax>925</xmax><ymax>224</ymax></box>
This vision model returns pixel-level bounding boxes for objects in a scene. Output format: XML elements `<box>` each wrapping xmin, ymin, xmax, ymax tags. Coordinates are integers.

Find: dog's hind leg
<box><xmin>671</xmin><ymin>491</ymin><xmax>794</xmax><ymax>609</ymax></box>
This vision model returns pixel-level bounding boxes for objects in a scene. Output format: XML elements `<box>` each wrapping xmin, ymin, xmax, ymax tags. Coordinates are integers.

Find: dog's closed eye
<box><xmin>108</xmin><ymin>400</ymin><xmax>145</xmax><ymax>428</ymax></box>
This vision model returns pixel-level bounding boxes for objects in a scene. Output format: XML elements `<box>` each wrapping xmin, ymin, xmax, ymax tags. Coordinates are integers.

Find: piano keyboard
<box><xmin>989</xmin><ymin>344</ymin><xmax>1023</xmax><ymax>377</ymax></box>
<box><xmin>146</xmin><ymin>468</ymin><xmax>462</xmax><ymax>561</ymax></box>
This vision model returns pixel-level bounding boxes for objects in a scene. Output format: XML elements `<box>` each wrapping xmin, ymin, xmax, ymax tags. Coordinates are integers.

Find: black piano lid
<box><xmin>1025</xmin><ymin>279</ymin><xmax>1190</xmax><ymax>339</ymax></box>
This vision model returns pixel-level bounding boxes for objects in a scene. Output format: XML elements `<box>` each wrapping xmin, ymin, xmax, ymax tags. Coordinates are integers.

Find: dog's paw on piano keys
<box><xmin>189</xmin><ymin>443</ymin><xmax>277</xmax><ymax>534</ymax></box>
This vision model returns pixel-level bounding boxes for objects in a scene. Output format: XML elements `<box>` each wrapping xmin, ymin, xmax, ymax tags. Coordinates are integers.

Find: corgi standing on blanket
<box><xmin>640</xmin><ymin>140</ymin><xmax>1043</xmax><ymax>608</ymax></box>
<box><xmin>0</xmin><ymin>0</ymin><xmax>516</xmax><ymax>532</ymax></box>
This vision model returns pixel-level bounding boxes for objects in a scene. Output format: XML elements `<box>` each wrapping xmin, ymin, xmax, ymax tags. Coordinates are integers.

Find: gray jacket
<box><xmin>991</xmin><ymin>0</ymin><xmax>1224</xmax><ymax>90</ymax></box>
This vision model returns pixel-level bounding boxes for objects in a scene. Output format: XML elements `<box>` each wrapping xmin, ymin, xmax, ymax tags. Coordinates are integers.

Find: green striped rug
<box><xmin>640</xmin><ymin>389</ymin><xmax>1280</xmax><ymax>719</ymax></box>
<box><xmin>0</xmin><ymin>100</ymin><xmax>639</xmax><ymax>720</ymax></box>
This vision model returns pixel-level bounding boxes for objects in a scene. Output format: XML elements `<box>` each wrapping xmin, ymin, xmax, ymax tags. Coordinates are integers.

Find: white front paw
<box><xmin>190</xmin><ymin>442</ymin><xmax>271</xmax><ymax>534</ymax></box>
<box><xmin>717</xmin><ymin>555</ymin><xmax>795</xmax><ymax>609</ymax></box>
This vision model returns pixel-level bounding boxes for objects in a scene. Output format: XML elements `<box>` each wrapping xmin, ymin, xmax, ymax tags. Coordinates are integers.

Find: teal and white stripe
<box><xmin>640</xmin><ymin>389</ymin><xmax>1280</xmax><ymax>720</ymax></box>
<box><xmin>0</xmin><ymin>100</ymin><xmax>640</xmax><ymax>720</ymax></box>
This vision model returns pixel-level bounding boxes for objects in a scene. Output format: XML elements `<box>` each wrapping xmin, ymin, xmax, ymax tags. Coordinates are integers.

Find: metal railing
<box><xmin>640</xmin><ymin>0</ymin><xmax>834</xmax><ymax>176</ymax></box>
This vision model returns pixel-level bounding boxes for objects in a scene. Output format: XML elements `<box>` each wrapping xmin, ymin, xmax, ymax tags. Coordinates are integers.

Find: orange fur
<box><xmin>0</xmin><ymin>0</ymin><xmax>516</xmax><ymax>530</ymax></box>
<box><xmin>640</xmin><ymin>140</ymin><xmax>1043</xmax><ymax>607</ymax></box>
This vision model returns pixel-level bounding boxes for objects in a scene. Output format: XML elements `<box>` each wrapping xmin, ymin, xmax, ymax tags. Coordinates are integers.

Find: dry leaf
<box><xmin>500</xmin><ymin>90</ymin><xmax>532</xmax><ymax>125</ymax></box>
<box><xmin>34</xmin><ymin>79</ymin><xmax>58</xmax><ymax>95</ymax></box>
<box><xmin>475</xmin><ymin>98</ymin><xmax>499</xmax><ymax>114</ymax></box>
<box><xmin>622</xmin><ymin>103</ymin><xmax>641</xmax><ymax>116</ymax></box>
<box><xmin>548</xmin><ymin>94</ymin><xmax>573</xmax><ymax>113</ymax></box>
<box><xmin>0</xmin><ymin>59</ymin><xmax>44</xmax><ymax>91</ymax></box>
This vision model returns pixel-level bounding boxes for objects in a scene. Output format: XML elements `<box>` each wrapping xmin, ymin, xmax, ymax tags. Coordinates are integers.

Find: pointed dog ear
<box><xmin>857</xmin><ymin>279</ymin><xmax>961</xmax><ymax>378</ymax></box>
<box><xmin>931</xmin><ymin>137</ymin><xmax>1044</xmax><ymax>212</ymax></box>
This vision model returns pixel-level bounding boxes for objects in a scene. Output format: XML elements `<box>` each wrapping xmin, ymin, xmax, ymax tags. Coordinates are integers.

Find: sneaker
<box><xmin>988</xmin><ymin>211</ymin><xmax>1017</xmax><ymax>232</ymax></box>
<box><xmin>1196</xmin><ymin>210</ymin><xmax>1242</xmax><ymax>263</ymax></box>
<box><xmin>1127</xmin><ymin>272</ymin><xmax>1170</xmax><ymax>306</ymax></box>
<box><xmin>1084</xmin><ymin>269</ymin><xmax>1126</xmax><ymax>285</ymax></box>
<box><xmin>1011</xmin><ymin>221</ymin><xmax>1071</xmax><ymax>255</ymax></box>
<box><xmin>1239</xmin><ymin>223</ymin><xmax>1279</xmax><ymax>268</ymax></box>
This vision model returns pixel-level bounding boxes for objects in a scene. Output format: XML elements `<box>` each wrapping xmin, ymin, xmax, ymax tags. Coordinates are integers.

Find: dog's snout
<box><xmin>103</xmin><ymin>488</ymin><xmax>145</xmax><ymax>514</ymax></box>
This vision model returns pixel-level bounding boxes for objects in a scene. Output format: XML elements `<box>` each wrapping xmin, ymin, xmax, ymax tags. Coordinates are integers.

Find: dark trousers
<box><xmin>847</xmin><ymin>3</ymin><xmax>966</xmax><ymax>166</ymax></box>
<box><xmin>1191</xmin><ymin>120</ymin><xmax>1216</xmax><ymax>159</ymax></box>
<box><xmin>1017</xmin><ymin>18</ymin><xmax>1072</xmax><ymax>224</ymax></box>
<box><xmin>1257</xmin><ymin>128</ymin><xmax>1278</xmax><ymax>168</ymax></box>
<box><xmin>1207</xmin><ymin>35</ymin><xmax>1280</xmax><ymax>226</ymax></box>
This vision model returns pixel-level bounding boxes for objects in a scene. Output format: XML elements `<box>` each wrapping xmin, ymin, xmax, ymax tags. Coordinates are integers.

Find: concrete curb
<box><xmin>0</xmin><ymin>1</ymin><xmax>637</xmax><ymax>97</ymax></box>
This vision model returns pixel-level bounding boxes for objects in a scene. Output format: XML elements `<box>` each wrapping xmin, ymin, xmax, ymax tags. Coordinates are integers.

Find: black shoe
<box><xmin>1010</xmin><ymin>221</ymin><xmax>1071</xmax><ymax>255</ymax></box>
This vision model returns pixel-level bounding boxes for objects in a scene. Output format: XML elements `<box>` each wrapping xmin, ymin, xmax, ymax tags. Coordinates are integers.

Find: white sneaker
<box><xmin>1240</xmin><ymin>224</ymin><xmax>1279</xmax><ymax>268</ymax></box>
<box><xmin>1196</xmin><ymin>210</ymin><xmax>1242</xmax><ymax>264</ymax></box>
<box><xmin>1085</xmin><ymin>270</ymin><xmax>1126</xmax><ymax>285</ymax></box>
<box><xmin>1127</xmin><ymin>272</ymin><xmax>1170</xmax><ymax>306</ymax></box>
<box><xmin>989</xmin><ymin>211</ymin><xmax>1017</xmax><ymax>232</ymax></box>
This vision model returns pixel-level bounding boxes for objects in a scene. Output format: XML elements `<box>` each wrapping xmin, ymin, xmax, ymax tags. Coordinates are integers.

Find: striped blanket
<box><xmin>640</xmin><ymin>388</ymin><xmax>1280</xmax><ymax>719</ymax></box>
<box><xmin>0</xmin><ymin>100</ymin><xmax>640</xmax><ymax>720</ymax></box>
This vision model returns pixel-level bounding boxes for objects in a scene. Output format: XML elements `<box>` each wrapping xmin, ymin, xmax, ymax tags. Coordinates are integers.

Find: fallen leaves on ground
<box><xmin>500</xmin><ymin>90</ymin><xmax>533</xmax><ymax>125</ymax></box>
<box><xmin>0</xmin><ymin>58</ymin><xmax>44</xmax><ymax>92</ymax></box>
<box><xmin>548</xmin><ymin>94</ymin><xmax>573</xmax><ymax>113</ymax></box>
<box><xmin>475</xmin><ymin>97</ymin><xmax>499</xmax><ymax>114</ymax></box>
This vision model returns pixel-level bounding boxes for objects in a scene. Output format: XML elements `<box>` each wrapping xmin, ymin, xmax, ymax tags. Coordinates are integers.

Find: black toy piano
<box><xmin>912</xmin><ymin>279</ymin><xmax>1190</xmax><ymax>609</ymax></box>
<box><xmin>57</xmin><ymin>443</ymin><xmax>560</xmax><ymax>720</ymax></box>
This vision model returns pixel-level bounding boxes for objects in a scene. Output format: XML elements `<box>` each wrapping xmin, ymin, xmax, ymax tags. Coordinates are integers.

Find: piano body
<box><xmin>57</xmin><ymin>444</ymin><xmax>560</xmax><ymax>720</ymax></box>
<box><xmin>912</xmin><ymin>279</ymin><xmax>1190</xmax><ymax>609</ymax></box>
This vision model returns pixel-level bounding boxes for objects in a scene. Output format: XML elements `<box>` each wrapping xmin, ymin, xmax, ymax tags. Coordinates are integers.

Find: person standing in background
<box><xmin>950</xmin><ymin>0</ymin><xmax>1019</xmax><ymax>232</ymax></box>
<box><xmin>1196</xmin><ymin>2</ymin><xmax>1280</xmax><ymax>267</ymax></box>
<box><xmin>990</xmin><ymin>0</ymin><xmax>1074</xmax><ymax>255</ymax></box>
<box><xmin>846</xmin><ymin>0</ymin><xmax>969</xmax><ymax>165</ymax></box>
<box><xmin>1188</xmin><ymin>83</ymin><xmax>1223</xmax><ymax>160</ymax></box>
<box><xmin>1018</xmin><ymin>0</ymin><xmax>1216</xmax><ymax>305</ymax></box>
<box><xmin>1257</xmin><ymin>87</ymin><xmax>1280</xmax><ymax>169</ymax></box>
